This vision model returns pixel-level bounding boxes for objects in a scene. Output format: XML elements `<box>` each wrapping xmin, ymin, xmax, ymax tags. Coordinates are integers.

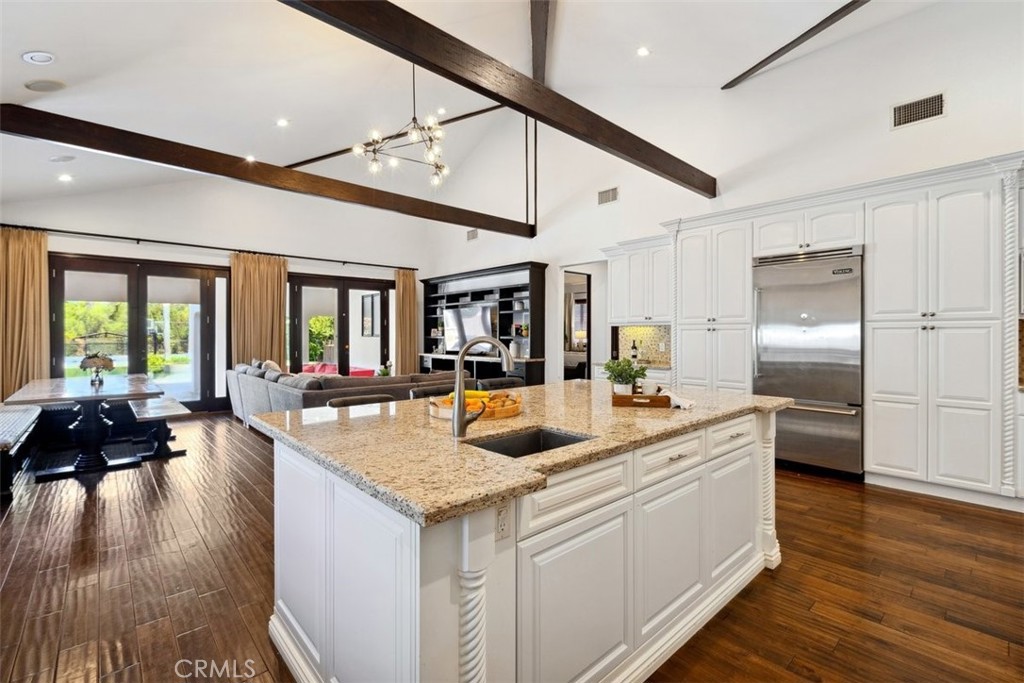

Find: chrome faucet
<box><xmin>453</xmin><ymin>335</ymin><xmax>515</xmax><ymax>438</ymax></box>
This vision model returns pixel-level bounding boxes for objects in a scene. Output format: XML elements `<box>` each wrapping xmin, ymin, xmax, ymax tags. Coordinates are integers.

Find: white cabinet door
<box><xmin>608</xmin><ymin>255</ymin><xmax>629</xmax><ymax>323</ymax></box>
<box><xmin>677</xmin><ymin>230</ymin><xmax>711</xmax><ymax>325</ymax></box>
<box><xmin>712</xmin><ymin>325</ymin><xmax>752</xmax><ymax>392</ymax></box>
<box><xmin>712</xmin><ymin>223</ymin><xmax>752</xmax><ymax>323</ymax></box>
<box><xmin>706</xmin><ymin>444</ymin><xmax>757</xmax><ymax>583</ymax></box>
<box><xmin>634</xmin><ymin>466</ymin><xmax>705</xmax><ymax>646</ymax></box>
<box><xmin>753</xmin><ymin>212</ymin><xmax>803</xmax><ymax>256</ymax></box>
<box><xmin>929</xmin><ymin>180</ymin><xmax>1001</xmax><ymax>320</ymax></box>
<box><xmin>928</xmin><ymin>321</ymin><xmax>1000</xmax><ymax>492</ymax></box>
<box><xmin>275</xmin><ymin>444</ymin><xmax>327</xmax><ymax>675</ymax></box>
<box><xmin>864</xmin><ymin>324</ymin><xmax>928</xmax><ymax>479</ymax></box>
<box><xmin>627</xmin><ymin>251</ymin><xmax>648</xmax><ymax>322</ymax></box>
<box><xmin>805</xmin><ymin>202</ymin><xmax>864</xmax><ymax>251</ymax></box>
<box><xmin>518</xmin><ymin>497</ymin><xmax>634</xmax><ymax>683</ymax></box>
<box><xmin>865</xmin><ymin>194</ymin><xmax>928</xmax><ymax>321</ymax></box>
<box><xmin>676</xmin><ymin>326</ymin><xmax>711</xmax><ymax>388</ymax></box>
<box><xmin>648</xmin><ymin>244</ymin><xmax>674</xmax><ymax>322</ymax></box>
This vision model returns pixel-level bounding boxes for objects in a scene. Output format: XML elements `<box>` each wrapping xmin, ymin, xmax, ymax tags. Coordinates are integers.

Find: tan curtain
<box><xmin>230</xmin><ymin>252</ymin><xmax>287</xmax><ymax>367</ymax></box>
<box><xmin>1</xmin><ymin>227</ymin><xmax>50</xmax><ymax>401</ymax></box>
<box><xmin>394</xmin><ymin>269</ymin><xmax>419</xmax><ymax>375</ymax></box>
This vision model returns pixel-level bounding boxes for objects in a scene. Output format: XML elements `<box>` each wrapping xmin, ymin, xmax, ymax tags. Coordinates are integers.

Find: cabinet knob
<box><xmin>928</xmin><ymin>312</ymin><xmax>936</xmax><ymax>317</ymax></box>
<box><xmin>921</xmin><ymin>325</ymin><xmax>928</xmax><ymax>330</ymax></box>
<box><xmin>920</xmin><ymin>312</ymin><xmax>928</xmax><ymax>317</ymax></box>
<box><xmin>707</xmin><ymin>327</ymin><xmax>712</xmax><ymax>332</ymax></box>
<box><xmin>929</xmin><ymin>325</ymin><xmax>935</xmax><ymax>330</ymax></box>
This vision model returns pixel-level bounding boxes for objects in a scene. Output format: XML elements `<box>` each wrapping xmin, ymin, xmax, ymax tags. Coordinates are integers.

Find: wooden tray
<box><xmin>612</xmin><ymin>394</ymin><xmax>671</xmax><ymax>408</ymax></box>
<box><xmin>429</xmin><ymin>392</ymin><xmax>523</xmax><ymax>420</ymax></box>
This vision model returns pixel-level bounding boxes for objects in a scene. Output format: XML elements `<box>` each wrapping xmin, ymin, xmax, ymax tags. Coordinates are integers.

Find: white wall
<box><xmin>348</xmin><ymin>289</ymin><xmax>381</xmax><ymax>371</ymax></box>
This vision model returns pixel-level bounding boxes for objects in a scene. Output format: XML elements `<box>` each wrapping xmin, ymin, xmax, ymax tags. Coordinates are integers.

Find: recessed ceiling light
<box><xmin>636</xmin><ymin>46</ymin><xmax>650</xmax><ymax>57</ymax></box>
<box><xmin>57</xmin><ymin>173</ymin><xmax>73</xmax><ymax>183</ymax></box>
<box><xmin>388</xmin><ymin>157</ymin><xmax>399</xmax><ymax>168</ymax></box>
<box><xmin>25</xmin><ymin>79</ymin><xmax>66</xmax><ymax>92</ymax></box>
<box><xmin>245</xmin><ymin>155</ymin><xmax>256</xmax><ymax>163</ymax></box>
<box><xmin>437</xmin><ymin>108</ymin><xmax>446</xmax><ymax>116</ymax></box>
<box><xmin>276</xmin><ymin>118</ymin><xmax>290</xmax><ymax>128</ymax></box>
<box><xmin>49</xmin><ymin>155</ymin><xmax>76</xmax><ymax>163</ymax></box>
<box><xmin>22</xmin><ymin>51</ymin><xmax>55</xmax><ymax>65</ymax></box>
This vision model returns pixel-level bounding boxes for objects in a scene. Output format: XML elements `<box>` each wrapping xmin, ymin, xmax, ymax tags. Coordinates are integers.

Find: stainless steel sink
<box><xmin>470</xmin><ymin>428</ymin><xmax>594</xmax><ymax>458</ymax></box>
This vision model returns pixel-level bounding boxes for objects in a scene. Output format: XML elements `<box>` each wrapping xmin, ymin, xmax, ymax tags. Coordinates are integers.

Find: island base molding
<box><xmin>269</xmin><ymin>612</ymin><xmax>321</xmax><ymax>683</ymax></box>
<box><xmin>864</xmin><ymin>473</ymin><xmax>1024</xmax><ymax>513</ymax></box>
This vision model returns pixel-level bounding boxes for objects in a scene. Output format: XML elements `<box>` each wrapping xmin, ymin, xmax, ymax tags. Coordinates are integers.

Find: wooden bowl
<box><xmin>429</xmin><ymin>391</ymin><xmax>523</xmax><ymax>420</ymax></box>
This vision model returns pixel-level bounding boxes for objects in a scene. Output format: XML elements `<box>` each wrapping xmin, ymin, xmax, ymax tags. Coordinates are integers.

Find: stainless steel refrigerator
<box><xmin>753</xmin><ymin>247</ymin><xmax>863</xmax><ymax>473</ymax></box>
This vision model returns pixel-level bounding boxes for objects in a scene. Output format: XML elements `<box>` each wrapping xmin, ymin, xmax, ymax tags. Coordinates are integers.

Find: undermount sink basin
<box><xmin>470</xmin><ymin>428</ymin><xmax>594</xmax><ymax>458</ymax></box>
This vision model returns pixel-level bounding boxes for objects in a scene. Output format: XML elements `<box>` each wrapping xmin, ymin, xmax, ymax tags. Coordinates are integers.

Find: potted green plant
<box><xmin>602</xmin><ymin>358</ymin><xmax>647</xmax><ymax>395</ymax></box>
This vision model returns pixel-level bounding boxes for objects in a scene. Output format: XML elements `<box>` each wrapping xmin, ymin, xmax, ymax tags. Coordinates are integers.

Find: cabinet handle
<box><xmin>729</xmin><ymin>431</ymin><xmax>746</xmax><ymax>439</ymax></box>
<box><xmin>920</xmin><ymin>312</ymin><xmax>928</xmax><ymax>317</ymax></box>
<box><xmin>668</xmin><ymin>453</ymin><xmax>686</xmax><ymax>462</ymax></box>
<box><xmin>789</xmin><ymin>405</ymin><xmax>858</xmax><ymax>416</ymax></box>
<box><xmin>928</xmin><ymin>312</ymin><xmax>936</xmax><ymax>317</ymax></box>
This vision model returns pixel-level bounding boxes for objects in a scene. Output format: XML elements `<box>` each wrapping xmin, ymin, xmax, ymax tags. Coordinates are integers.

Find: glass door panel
<box><xmin>348</xmin><ymin>288</ymin><xmax>382</xmax><ymax>376</ymax></box>
<box><xmin>62</xmin><ymin>270</ymin><xmax>131</xmax><ymax>377</ymax></box>
<box><xmin>146</xmin><ymin>275</ymin><xmax>202</xmax><ymax>402</ymax></box>
<box><xmin>301</xmin><ymin>285</ymin><xmax>339</xmax><ymax>373</ymax></box>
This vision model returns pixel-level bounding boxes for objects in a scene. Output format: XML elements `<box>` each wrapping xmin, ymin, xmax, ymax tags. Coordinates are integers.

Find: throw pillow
<box><xmin>263</xmin><ymin>359</ymin><xmax>282</xmax><ymax>372</ymax></box>
<box><xmin>234</xmin><ymin>363</ymin><xmax>251</xmax><ymax>372</ymax></box>
<box><xmin>250</xmin><ymin>358</ymin><xmax>263</xmax><ymax>369</ymax></box>
<box><xmin>264</xmin><ymin>369</ymin><xmax>285</xmax><ymax>383</ymax></box>
<box><xmin>278</xmin><ymin>374</ymin><xmax>322</xmax><ymax>390</ymax></box>
<box><xmin>245</xmin><ymin>366</ymin><xmax>267</xmax><ymax>378</ymax></box>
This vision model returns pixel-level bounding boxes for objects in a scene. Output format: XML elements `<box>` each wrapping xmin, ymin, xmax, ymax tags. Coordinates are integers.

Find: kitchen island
<box><xmin>252</xmin><ymin>381</ymin><xmax>791</xmax><ymax>683</ymax></box>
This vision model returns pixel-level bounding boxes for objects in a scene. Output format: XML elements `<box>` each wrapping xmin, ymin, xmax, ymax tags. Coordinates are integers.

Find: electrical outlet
<box><xmin>495</xmin><ymin>502</ymin><xmax>511</xmax><ymax>540</ymax></box>
<box><xmin>659</xmin><ymin>342</ymin><xmax>666</xmax><ymax>352</ymax></box>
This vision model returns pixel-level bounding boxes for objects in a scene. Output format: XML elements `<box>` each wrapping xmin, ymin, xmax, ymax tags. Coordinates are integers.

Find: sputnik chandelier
<box><xmin>351</xmin><ymin>65</ymin><xmax>450</xmax><ymax>187</ymax></box>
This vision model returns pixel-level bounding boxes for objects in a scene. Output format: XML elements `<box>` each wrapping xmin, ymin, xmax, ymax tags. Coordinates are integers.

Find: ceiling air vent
<box><xmin>598</xmin><ymin>187</ymin><xmax>619</xmax><ymax>205</ymax></box>
<box><xmin>466</xmin><ymin>229</ymin><xmax>479</xmax><ymax>241</ymax></box>
<box><xmin>893</xmin><ymin>93</ymin><xmax>944</xmax><ymax>128</ymax></box>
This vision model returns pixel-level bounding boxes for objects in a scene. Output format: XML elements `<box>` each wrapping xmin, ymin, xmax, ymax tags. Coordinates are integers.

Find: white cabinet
<box><xmin>677</xmin><ymin>222</ymin><xmax>752</xmax><ymax>325</ymax></box>
<box><xmin>634</xmin><ymin>467</ymin><xmax>704</xmax><ymax>646</ymax></box>
<box><xmin>604</xmin><ymin>238</ymin><xmax>674</xmax><ymax>324</ymax></box>
<box><xmin>706</xmin><ymin>444</ymin><xmax>758</xmax><ymax>583</ymax></box>
<box><xmin>866</xmin><ymin>180</ymin><xmax>1002</xmax><ymax>322</ymax></box>
<box><xmin>865</xmin><ymin>321</ymin><xmax>1001</xmax><ymax>492</ymax></box>
<box><xmin>753</xmin><ymin>202</ymin><xmax>863</xmax><ymax>257</ymax></box>
<box><xmin>676</xmin><ymin>324</ymin><xmax>751</xmax><ymax>392</ymax></box>
<box><xmin>518</xmin><ymin>497</ymin><xmax>634</xmax><ymax>683</ymax></box>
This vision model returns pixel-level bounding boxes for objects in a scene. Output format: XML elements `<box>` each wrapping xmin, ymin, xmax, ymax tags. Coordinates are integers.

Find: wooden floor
<box><xmin>0</xmin><ymin>414</ymin><xmax>1021</xmax><ymax>683</ymax></box>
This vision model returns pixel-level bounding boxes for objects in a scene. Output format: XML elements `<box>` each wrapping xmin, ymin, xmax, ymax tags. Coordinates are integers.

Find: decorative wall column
<box><xmin>760</xmin><ymin>411</ymin><xmax>782</xmax><ymax>568</ymax></box>
<box><xmin>458</xmin><ymin>509</ymin><xmax>495</xmax><ymax>683</ymax></box>
<box><xmin>1001</xmin><ymin>169</ymin><xmax>1020</xmax><ymax>497</ymax></box>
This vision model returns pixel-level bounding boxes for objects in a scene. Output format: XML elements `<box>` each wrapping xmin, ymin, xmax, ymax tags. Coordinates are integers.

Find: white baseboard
<box><xmin>865</xmin><ymin>474</ymin><xmax>1024</xmax><ymax>513</ymax></box>
<box><xmin>602</xmin><ymin>553</ymin><xmax>768</xmax><ymax>683</ymax></box>
<box><xmin>269</xmin><ymin>612</ymin><xmax>322</xmax><ymax>683</ymax></box>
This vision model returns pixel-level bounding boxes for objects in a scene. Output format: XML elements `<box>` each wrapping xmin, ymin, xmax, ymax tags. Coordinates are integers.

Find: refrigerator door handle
<box><xmin>788</xmin><ymin>404</ymin><xmax>859</xmax><ymax>417</ymax></box>
<box><xmin>752</xmin><ymin>287</ymin><xmax>761</xmax><ymax>378</ymax></box>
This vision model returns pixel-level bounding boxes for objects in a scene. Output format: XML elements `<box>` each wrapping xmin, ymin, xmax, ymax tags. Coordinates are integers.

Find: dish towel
<box><xmin>658</xmin><ymin>389</ymin><xmax>695</xmax><ymax>410</ymax></box>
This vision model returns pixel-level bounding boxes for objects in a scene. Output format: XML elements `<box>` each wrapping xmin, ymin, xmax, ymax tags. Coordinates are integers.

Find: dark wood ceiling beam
<box><xmin>0</xmin><ymin>104</ymin><xmax>535</xmax><ymax>238</ymax></box>
<box><xmin>280</xmin><ymin>0</ymin><xmax>717</xmax><ymax>199</ymax></box>
<box><xmin>531</xmin><ymin>0</ymin><xmax>553</xmax><ymax>85</ymax></box>
<box><xmin>721</xmin><ymin>0</ymin><xmax>871</xmax><ymax>90</ymax></box>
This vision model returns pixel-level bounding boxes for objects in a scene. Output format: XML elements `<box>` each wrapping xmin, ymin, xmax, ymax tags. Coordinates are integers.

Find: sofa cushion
<box><xmin>245</xmin><ymin>366</ymin><xmax>267</xmax><ymax>378</ymax></box>
<box><xmin>412</xmin><ymin>370</ymin><xmax>464</xmax><ymax>383</ymax></box>
<box><xmin>265</xmin><ymin>369</ymin><xmax>291</xmax><ymax>383</ymax></box>
<box><xmin>263</xmin><ymin>359</ymin><xmax>282</xmax><ymax>372</ymax></box>
<box><xmin>278</xmin><ymin>374</ymin><xmax>322</xmax><ymax>390</ymax></box>
<box><xmin>320</xmin><ymin>374</ymin><xmax>411</xmax><ymax>390</ymax></box>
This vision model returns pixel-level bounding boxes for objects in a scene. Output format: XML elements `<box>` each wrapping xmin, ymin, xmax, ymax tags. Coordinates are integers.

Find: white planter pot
<box><xmin>612</xmin><ymin>383</ymin><xmax>634</xmax><ymax>395</ymax></box>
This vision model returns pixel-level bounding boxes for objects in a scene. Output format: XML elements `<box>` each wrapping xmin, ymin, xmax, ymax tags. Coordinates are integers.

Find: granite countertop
<box><xmin>419</xmin><ymin>353</ymin><xmax>545</xmax><ymax>363</ymax></box>
<box><xmin>251</xmin><ymin>381</ymin><xmax>793</xmax><ymax>527</ymax></box>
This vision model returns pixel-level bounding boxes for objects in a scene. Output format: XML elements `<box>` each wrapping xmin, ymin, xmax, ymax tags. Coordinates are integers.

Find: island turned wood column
<box><xmin>254</xmin><ymin>383</ymin><xmax>791</xmax><ymax>683</ymax></box>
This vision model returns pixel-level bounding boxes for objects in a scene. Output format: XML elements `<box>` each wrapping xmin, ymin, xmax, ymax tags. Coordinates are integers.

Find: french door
<box><xmin>288</xmin><ymin>275</ymin><xmax>394</xmax><ymax>376</ymax></box>
<box><xmin>49</xmin><ymin>255</ymin><xmax>231</xmax><ymax>412</ymax></box>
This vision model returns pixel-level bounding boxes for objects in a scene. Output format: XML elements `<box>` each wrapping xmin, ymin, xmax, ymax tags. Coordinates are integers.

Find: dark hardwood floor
<box><xmin>1</xmin><ymin>414</ymin><xmax>1021</xmax><ymax>682</ymax></box>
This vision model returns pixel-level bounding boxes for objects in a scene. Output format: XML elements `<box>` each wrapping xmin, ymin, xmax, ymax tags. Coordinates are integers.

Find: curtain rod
<box><xmin>4</xmin><ymin>224</ymin><xmax>418</xmax><ymax>272</ymax></box>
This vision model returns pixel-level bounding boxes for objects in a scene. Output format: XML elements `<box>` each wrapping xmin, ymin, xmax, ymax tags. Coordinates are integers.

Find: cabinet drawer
<box><xmin>635</xmin><ymin>431</ymin><xmax>705</xmax><ymax>489</ymax></box>
<box><xmin>518</xmin><ymin>452</ymin><xmax>633</xmax><ymax>539</ymax></box>
<box><xmin>707</xmin><ymin>414</ymin><xmax>756</xmax><ymax>459</ymax></box>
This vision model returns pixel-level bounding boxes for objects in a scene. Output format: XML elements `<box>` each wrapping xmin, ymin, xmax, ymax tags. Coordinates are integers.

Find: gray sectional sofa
<box><xmin>226</xmin><ymin>363</ymin><xmax>470</xmax><ymax>427</ymax></box>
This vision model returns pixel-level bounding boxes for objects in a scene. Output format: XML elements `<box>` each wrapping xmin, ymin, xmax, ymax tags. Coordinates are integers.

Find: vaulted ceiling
<box><xmin>1</xmin><ymin>0</ymin><xmax>936</xmax><ymax>208</ymax></box>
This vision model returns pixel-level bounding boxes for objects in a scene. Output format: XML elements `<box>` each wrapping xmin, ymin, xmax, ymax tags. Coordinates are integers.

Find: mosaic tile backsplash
<box><xmin>617</xmin><ymin>325</ymin><xmax>671</xmax><ymax>368</ymax></box>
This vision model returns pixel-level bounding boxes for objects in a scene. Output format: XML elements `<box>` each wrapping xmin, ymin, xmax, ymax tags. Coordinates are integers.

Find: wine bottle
<box><xmin>630</xmin><ymin>339</ymin><xmax>638</xmax><ymax>361</ymax></box>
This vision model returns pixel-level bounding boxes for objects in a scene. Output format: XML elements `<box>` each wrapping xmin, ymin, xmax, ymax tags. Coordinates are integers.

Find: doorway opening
<box><xmin>563</xmin><ymin>271</ymin><xmax>590</xmax><ymax>380</ymax></box>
